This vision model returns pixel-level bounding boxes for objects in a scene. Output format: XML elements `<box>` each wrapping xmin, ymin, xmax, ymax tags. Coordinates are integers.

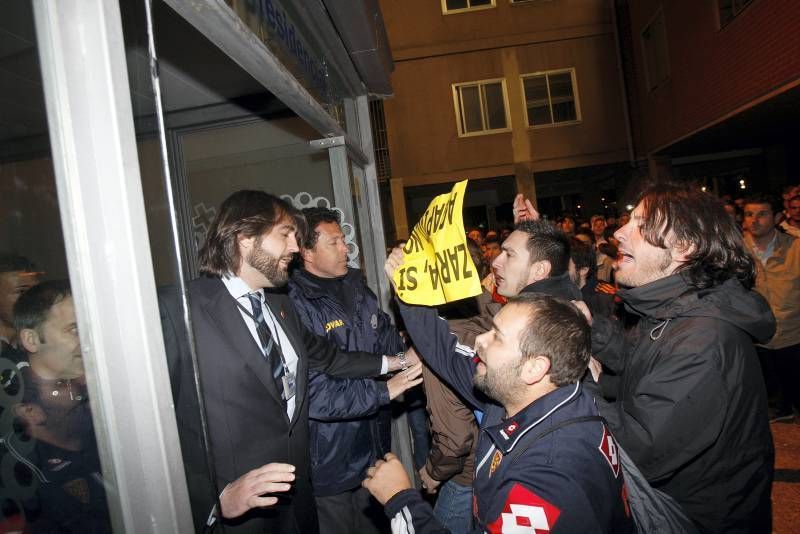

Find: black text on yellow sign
<box><xmin>394</xmin><ymin>180</ymin><xmax>482</xmax><ymax>306</ymax></box>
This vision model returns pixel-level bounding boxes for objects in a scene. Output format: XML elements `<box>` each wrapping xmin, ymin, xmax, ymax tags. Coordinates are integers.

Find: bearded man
<box><xmin>159</xmin><ymin>190</ymin><xmax>414</xmax><ymax>533</ymax></box>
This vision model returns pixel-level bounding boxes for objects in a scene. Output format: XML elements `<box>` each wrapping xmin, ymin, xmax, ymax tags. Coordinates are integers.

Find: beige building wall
<box><xmin>379</xmin><ymin>0</ymin><xmax>630</xmax><ymax>236</ymax></box>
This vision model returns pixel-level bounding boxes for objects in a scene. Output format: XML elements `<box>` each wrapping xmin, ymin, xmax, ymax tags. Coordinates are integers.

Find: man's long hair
<box><xmin>198</xmin><ymin>190</ymin><xmax>304</xmax><ymax>277</ymax></box>
<box><xmin>636</xmin><ymin>182</ymin><xmax>755</xmax><ymax>289</ymax></box>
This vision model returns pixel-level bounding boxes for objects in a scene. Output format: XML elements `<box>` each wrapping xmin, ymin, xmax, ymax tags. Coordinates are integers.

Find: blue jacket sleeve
<box><xmin>375</xmin><ymin>306</ymin><xmax>406</xmax><ymax>355</ymax></box>
<box><xmin>308</xmin><ymin>370</ymin><xmax>390</xmax><ymax>421</ymax></box>
<box><xmin>384</xmin><ymin>489</ymin><xmax>451</xmax><ymax>534</ymax></box>
<box><xmin>397</xmin><ymin>300</ymin><xmax>485</xmax><ymax>412</ymax></box>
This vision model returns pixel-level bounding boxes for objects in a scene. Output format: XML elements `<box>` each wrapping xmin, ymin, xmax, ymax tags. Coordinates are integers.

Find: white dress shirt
<box><xmin>221</xmin><ymin>275</ymin><xmax>299</xmax><ymax>419</ymax></box>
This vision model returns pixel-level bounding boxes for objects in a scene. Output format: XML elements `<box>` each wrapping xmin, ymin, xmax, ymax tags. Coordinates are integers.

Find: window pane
<box><xmin>548</xmin><ymin>72</ymin><xmax>577</xmax><ymax>123</ymax></box>
<box><xmin>470</xmin><ymin>0</ymin><xmax>493</xmax><ymax>6</ymax></box>
<box><xmin>446</xmin><ymin>0</ymin><xmax>469</xmax><ymax>10</ymax></box>
<box><xmin>1</xmin><ymin>1</ymin><xmax>113</xmax><ymax>531</ymax></box>
<box><xmin>459</xmin><ymin>85</ymin><xmax>483</xmax><ymax>133</ymax></box>
<box><xmin>482</xmin><ymin>83</ymin><xmax>507</xmax><ymax>130</ymax></box>
<box><xmin>523</xmin><ymin>75</ymin><xmax>552</xmax><ymax>125</ymax></box>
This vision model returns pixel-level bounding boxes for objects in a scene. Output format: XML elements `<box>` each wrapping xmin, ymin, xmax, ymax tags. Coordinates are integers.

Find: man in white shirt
<box><xmin>159</xmin><ymin>190</ymin><xmax>414</xmax><ymax>533</ymax></box>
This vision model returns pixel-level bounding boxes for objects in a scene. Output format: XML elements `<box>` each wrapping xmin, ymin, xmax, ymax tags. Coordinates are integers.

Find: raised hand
<box><xmin>513</xmin><ymin>193</ymin><xmax>539</xmax><ymax>224</ymax></box>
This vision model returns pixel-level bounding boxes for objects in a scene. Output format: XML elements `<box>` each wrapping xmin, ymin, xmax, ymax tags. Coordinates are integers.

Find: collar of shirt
<box><xmin>221</xmin><ymin>273</ymin><xmax>260</xmax><ymax>303</ymax></box>
<box><xmin>221</xmin><ymin>274</ymin><xmax>298</xmax><ymax>417</ymax></box>
<box><xmin>483</xmin><ymin>382</ymin><xmax>582</xmax><ymax>455</ymax></box>
<box><xmin>747</xmin><ymin>231</ymin><xmax>778</xmax><ymax>264</ymax></box>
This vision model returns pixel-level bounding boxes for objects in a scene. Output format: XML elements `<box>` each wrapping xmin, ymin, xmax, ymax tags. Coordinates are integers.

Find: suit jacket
<box><xmin>158</xmin><ymin>276</ymin><xmax>383</xmax><ymax>533</ymax></box>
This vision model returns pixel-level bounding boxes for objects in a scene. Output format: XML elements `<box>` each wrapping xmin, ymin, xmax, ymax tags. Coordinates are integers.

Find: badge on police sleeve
<box><xmin>370</xmin><ymin>313</ymin><xmax>378</xmax><ymax>329</ymax></box>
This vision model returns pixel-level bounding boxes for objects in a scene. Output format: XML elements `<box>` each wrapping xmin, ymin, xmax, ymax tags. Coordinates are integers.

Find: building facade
<box><xmin>620</xmin><ymin>0</ymin><xmax>800</xmax><ymax>196</ymax></box>
<box><xmin>378</xmin><ymin>0</ymin><xmax>633</xmax><ymax>238</ymax></box>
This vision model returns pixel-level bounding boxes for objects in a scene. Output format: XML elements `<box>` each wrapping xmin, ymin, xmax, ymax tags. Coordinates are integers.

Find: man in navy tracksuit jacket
<box><xmin>364</xmin><ymin>254</ymin><xmax>634</xmax><ymax>533</ymax></box>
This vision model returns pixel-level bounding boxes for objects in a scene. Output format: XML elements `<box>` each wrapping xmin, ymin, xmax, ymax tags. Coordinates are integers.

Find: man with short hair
<box><xmin>287</xmin><ymin>207</ymin><xmax>421</xmax><ymax>534</ymax></box>
<box><xmin>590</xmin><ymin>215</ymin><xmax>614</xmax><ymax>282</ymax></box>
<box><xmin>482</xmin><ymin>236</ymin><xmax>501</xmax><ymax>263</ymax></box>
<box><xmin>0</xmin><ymin>253</ymin><xmax>40</xmax><ymax>361</ymax></box>
<box><xmin>779</xmin><ymin>194</ymin><xmax>800</xmax><ymax>238</ymax></box>
<box><xmin>589</xmin><ymin>183</ymin><xmax>775</xmax><ymax>533</ymax></box>
<box><xmin>467</xmin><ymin>228</ymin><xmax>484</xmax><ymax>247</ymax></box>
<box><xmin>365</xmin><ymin>288</ymin><xmax>635</xmax><ymax>533</ymax></box>
<box><xmin>492</xmin><ymin>220</ymin><xmax>581</xmax><ymax>302</ymax></box>
<box><xmin>159</xmin><ymin>190</ymin><xmax>414</xmax><ymax>533</ymax></box>
<box><xmin>569</xmin><ymin>238</ymin><xmax>615</xmax><ymax>319</ymax></box>
<box><xmin>742</xmin><ymin>194</ymin><xmax>800</xmax><ymax>422</ymax></box>
<box><xmin>407</xmin><ymin>219</ymin><xmax>582</xmax><ymax>531</ymax></box>
<box><xmin>590</xmin><ymin>214</ymin><xmax>606</xmax><ymax>242</ymax></box>
<box><xmin>7</xmin><ymin>281</ymin><xmax>111</xmax><ymax>532</ymax></box>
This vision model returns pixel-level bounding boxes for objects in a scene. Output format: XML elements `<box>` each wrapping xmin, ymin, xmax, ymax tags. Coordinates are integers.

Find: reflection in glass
<box><xmin>482</xmin><ymin>83</ymin><xmax>507</xmax><ymax>130</ymax></box>
<box><xmin>0</xmin><ymin>3</ymin><xmax>112</xmax><ymax>530</ymax></box>
<box><xmin>549</xmin><ymin>72</ymin><xmax>577</xmax><ymax>123</ymax></box>
<box><xmin>524</xmin><ymin>75</ymin><xmax>552</xmax><ymax>126</ymax></box>
<box><xmin>120</xmin><ymin>0</ymin><xmax>349</xmax><ymax>527</ymax></box>
<box><xmin>459</xmin><ymin>85</ymin><xmax>483</xmax><ymax>133</ymax></box>
<box><xmin>446</xmin><ymin>0</ymin><xmax>469</xmax><ymax>10</ymax></box>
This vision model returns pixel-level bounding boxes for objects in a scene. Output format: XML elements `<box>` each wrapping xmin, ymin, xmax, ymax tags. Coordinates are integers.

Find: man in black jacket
<box><xmin>159</xmin><ymin>191</ymin><xmax>414</xmax><ymax>533</ymax></box>
<box><xmin>587</xmin><ymin>183</ymin><xmax>775</xmax><ymax>533</ymax></box>
<box><xmin>287</xmin><ymin>207</ymin><xmax>421</xmax><ymax>534</ymax></box>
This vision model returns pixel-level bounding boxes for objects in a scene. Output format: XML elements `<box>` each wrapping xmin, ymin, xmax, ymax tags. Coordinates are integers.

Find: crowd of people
<box><xmin>0</xmin><ymin>179</ymin><xmax>797</xmax><ymax>533</ymax></box>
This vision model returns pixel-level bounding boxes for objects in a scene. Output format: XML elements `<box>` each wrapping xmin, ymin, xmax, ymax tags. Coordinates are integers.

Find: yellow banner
<box><xmin>394</xmin><ymin>180</ymin><xmax>482</xmax><ymax>305</ymax></box>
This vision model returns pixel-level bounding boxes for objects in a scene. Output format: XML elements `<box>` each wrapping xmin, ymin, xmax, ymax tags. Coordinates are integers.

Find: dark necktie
<box><xmin>247</xmin><ymin>293</ymin><xmax>286</xmax><ymax>400</ymax></box>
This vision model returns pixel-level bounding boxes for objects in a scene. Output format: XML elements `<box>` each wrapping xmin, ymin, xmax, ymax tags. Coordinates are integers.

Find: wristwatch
<box><xmin>397</xmin><ymin>351</ymin><xmax>409</xmax><ymax>371</ymax></box>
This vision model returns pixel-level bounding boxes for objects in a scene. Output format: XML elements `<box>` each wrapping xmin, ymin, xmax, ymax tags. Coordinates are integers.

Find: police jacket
<box><xmin>591</xmin><ymin>273</ymin><xmax>776</xmax><ymax>533</ymax></box>
<box><xmin>390</xmin><ymin>300</ymin><xmax>635</xmax><ymax>534</ymax></box>
<box><xmin>288</xmin><ymin>268</ymin><xmax>404</xmax><ymax>496</ymax></box>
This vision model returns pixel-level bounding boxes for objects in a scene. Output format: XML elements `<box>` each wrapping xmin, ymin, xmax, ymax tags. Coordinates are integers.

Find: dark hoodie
<box><xmin>453</xmin><ymin>271</ymin><xmax>582</xmax><ymax>337</ymax></box>
<box><xmin>590</xmin><ymin>273</ymin><xmax>775</xmax><ymax>534</ymax></box>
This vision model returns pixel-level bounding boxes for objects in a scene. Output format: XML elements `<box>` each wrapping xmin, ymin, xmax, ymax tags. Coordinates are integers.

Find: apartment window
<box><xmin>452</xmin><ymin>79</ymin><xmax>510</xmax><ymax>136</ymax></box>
<box><xmin>521</xmin><ymin>69</ymin><xmax>580</xmax><ymax>127</ymax></box>
<box><xmin>641</xmin><ymin>8</ymin><xmax>670</xmax><ymax>91</ymax></box>
<box><xmin>442</xmin><ymin>0</ymin><xmax>495</xmax><ymax>14</ymax></box>
<box><xmin>719</xmin><ymin>0</ymin><xmax>754</xmax><ymax>27</ymax></box>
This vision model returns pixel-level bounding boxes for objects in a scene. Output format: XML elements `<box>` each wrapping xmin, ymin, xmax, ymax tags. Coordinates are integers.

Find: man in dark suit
<box><xmin>159</xmin><ymin>190</ymin><xmax>413</xmax><ymax>533</ymax></box>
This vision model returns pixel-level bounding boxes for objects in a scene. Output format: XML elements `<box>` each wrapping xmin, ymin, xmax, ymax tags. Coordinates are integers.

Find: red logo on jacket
<box><xmin>487</xmin><ymin>483</ymin><xmax>561</xmax><ymax>533</ymax></box>
<box><xmin>598</xmin><ymin>426</ymin><xmax>620</xmax><ymax>478</ymax></box>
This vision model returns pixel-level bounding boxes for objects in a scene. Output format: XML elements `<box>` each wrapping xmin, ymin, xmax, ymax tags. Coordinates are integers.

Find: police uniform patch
<box><xmin>371</xmin><ymin>313</ymin><xmax>378</xmax><ymax>329</ymax></box>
